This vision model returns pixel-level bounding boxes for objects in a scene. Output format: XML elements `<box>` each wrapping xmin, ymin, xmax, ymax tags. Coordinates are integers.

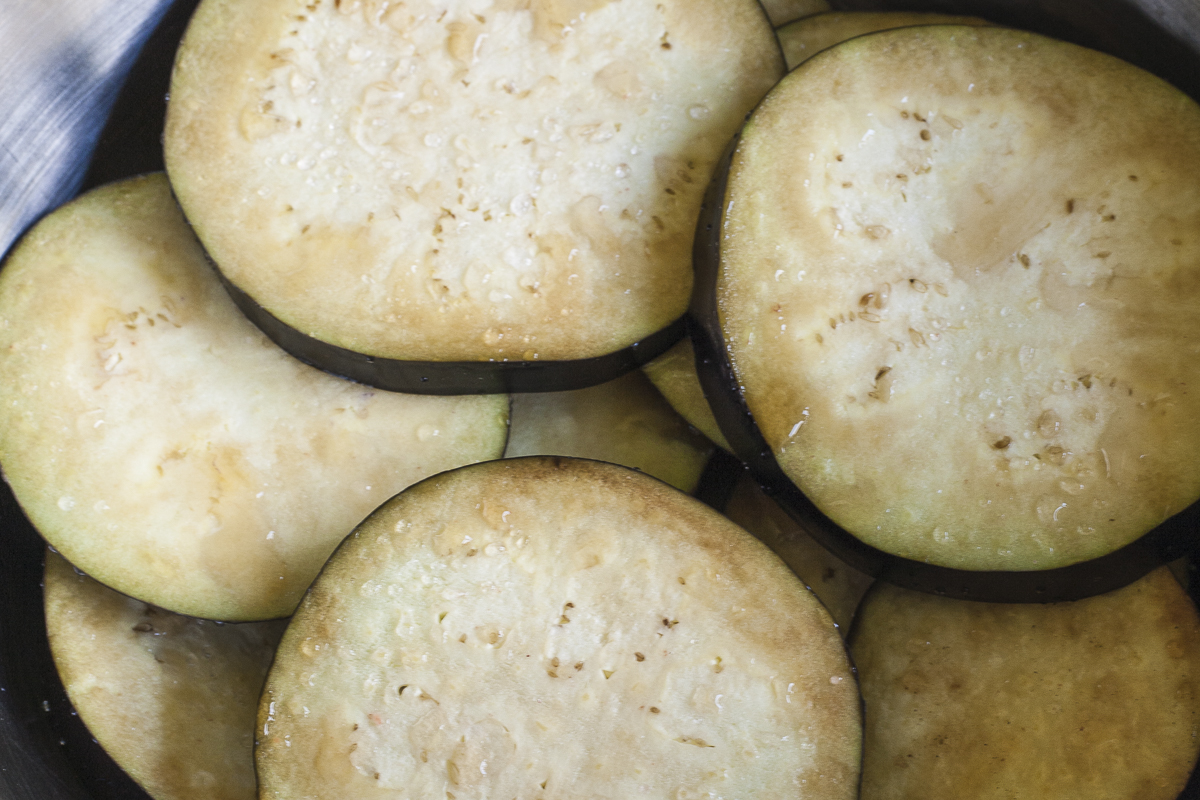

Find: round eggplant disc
<box><xmin>715</xmin><ymin>26</ymin><xmax>1200</xmax><ymax>571</ymax></box>
<box><xmin>257</xmin><ymin>457</ymin><xmax>861</xmax><ymax>799</ymax></box>
<box><xmin>0</xmin><ymin>174</ymin><xmax>509</xmax><ymax>621</ymax></box>
<box><xmin>850</xmin><ymin>567</ymin><xmax>1200</xmax><ymax>799</ymax></box>
<box><xmin>43</xmin><ymin>550</ymin><xmax>285</xmax><ymax>800</ymax></box>
<box><xmin>164</xmin><ymin>0</ymin><xmax>782</xmax><ymax>371</ymax></box>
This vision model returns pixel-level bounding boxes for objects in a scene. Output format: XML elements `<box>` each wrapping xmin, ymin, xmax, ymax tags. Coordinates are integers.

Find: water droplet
<box><xmin>509</xmin><ymin>194</ymin><xmax>532</xmax><ymax>215</ymax></box>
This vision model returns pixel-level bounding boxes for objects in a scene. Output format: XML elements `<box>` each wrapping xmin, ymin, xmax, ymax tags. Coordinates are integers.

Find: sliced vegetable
<box><xmin>505</xmin><ymin>369</ymin><xmax>714</xmax><ymax>493</ymax></box>
<box><xmin>850</xmin><ymin>567</ymin><xmax>1200</xmax><ymax>799</ymax></box>
<box><xmin>641</xmin><ymin>338</ymin><xmax>731</xmax><ymax>452</ymax></box>
<box><xmin>760</xmin><ymin>0</ymin><xmax>830</xmax><ymax>27</ymax></box>
<box><xmin>777</xmin><ymin>12</ymin><xmax>991</xmax><ymax>69</ymax></box>
<box><xmin>0</xmin><ymin>174</ymin><xmax>509</xmax><ymax>620</ymax></box>
<box><xmin>44</xmin><ymin>550</ymin><xmax>284</xmax><ymax>800</ymax></box>
<box><xmin>692</xmin><ymin>26</ymin><xmax>1200</xmax><ymax>597</ymax></box>
<box><xmin>258</xmin><ymin>457</ymin><xmax>861</xmax><ymax>799</ymax></box>
<box><xmin>723</xmin><ymin>475</ymin><xmax>872</xmax><ymax>633</ymax></box>
<box><xmin>164</xmin><ymin>0</ymin><xmax>783</xmax><ymax>393</ymax></box>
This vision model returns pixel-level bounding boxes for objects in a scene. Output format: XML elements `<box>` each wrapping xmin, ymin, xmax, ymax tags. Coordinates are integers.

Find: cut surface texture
<box><xmin>0</xmin><ymin>175</ymin><xmax>509</xmax><ymax>620</ymax></box>
<box><xmin>716</xmin><ymin>26</ymin><xmax>1200</xmax><ymax>571</ymax></box>
<box><xmin>777</xmin><ymin>12</ymin><xmax>991</xmax><ymax>69</ymax></box>
<box><xmin>257</xmin><ymin>457</ymin><xmax>861</xmax><ymax>799</ymax></box>
<box><xmin>724</xmin><ymin>476</ymin><xmax>872</xmax><ymax>633</ymax></box>
<box><xmin>851</xmin><ymin>567</ymin><xmax>1200</xmax><ymax>799</ymax></box>
<box><xmin>44</xmin><ymin>550</ymin><xmax>286</xmax><ymax>800</ymax></box>
<box><xmin>164</xmin><ymin>0</ymin><xmax>783</xmax><ymax>365</ymax></box>
<box><xmin>642</xmin><ymin>339</ymin><xmax>731</xmax><ymax>452</ymax></box>
<box><xmin>504</xmin><ymin>369</ymin><xmax>714</xmax><ymax>493</ymax></box>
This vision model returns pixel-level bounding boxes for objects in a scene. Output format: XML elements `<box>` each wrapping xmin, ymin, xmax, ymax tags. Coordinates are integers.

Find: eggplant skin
<box><xmin>222</xmin><ymin>269</ymin><xmax>687</xmax><ymax>395</ymax></box>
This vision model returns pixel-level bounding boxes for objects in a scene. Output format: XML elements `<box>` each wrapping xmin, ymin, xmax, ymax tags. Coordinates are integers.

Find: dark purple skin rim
<box><xmin>688</xmin><ymin>132</ymin><xmax>1200</xmax><ymax>604</ymax></box>
<box><xmin>213</xmin><ymin>240</ymin><xmax>687</xmax><ymax>397</ymax></box>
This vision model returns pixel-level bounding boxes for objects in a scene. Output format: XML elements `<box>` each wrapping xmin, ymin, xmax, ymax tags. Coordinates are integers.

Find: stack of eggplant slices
<box><xmin>3</xmin><ymin>1</ymin><xmax>1200</xmax><ymax>798</ymax></box>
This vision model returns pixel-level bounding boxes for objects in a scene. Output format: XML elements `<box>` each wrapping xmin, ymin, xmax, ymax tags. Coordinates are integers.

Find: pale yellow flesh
<box><xmin>760</xmin><ymin>0</ymin><xmax>830</xmax><ymax>27</ymax></box>
<box><xmin>641</xmin><ymin>338</ymin><xmax>732</xmax><ymax>452</ymax></box>
<box><xmin>0</xmin><ymin>175</ymin><xmax>509</xmax><ymax>620</ymax></box>
<box><xmin>44</xmin><ymin>550</ymin><xmax>286</xmax><ymax>800</ymax></box>
<box><xmin>723</xmin><ymin>475</ymin><xmax>872</xmax><ymax>633</ymax></box>
<box><xmin>165</xmin><ymin>0</ymin><xmax>782</xmax><ymax>363</ymax></box>
<box><xmin>504</xmin><ymin>369</ymin><xmax>713</xmax><ymax>493</ymax></box>
<box><xmin>719</xmin><ymin>27</ymin><xmax>1200</xmax><ymax>570</ymax></box>
<box><xmin>258</xmin><ymin>458</ymin><xmax>861</xmax><ymax>799</ymax></box>
<box><xmin>851</xmin><ymin>567</ymin><xmax>1200</xmax><ymax>800</ymax></box>
<box><xmin>777</xmin><ymin>12</ymin><xmax>991</xmax><ymax>70</ymax></box>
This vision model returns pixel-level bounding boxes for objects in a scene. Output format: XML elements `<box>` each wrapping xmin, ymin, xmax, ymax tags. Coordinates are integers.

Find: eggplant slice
<box><xmin>43</xmin><ymin>550</ymin><xmax>284</xmax><ymax>800</ymax></box>
<box><xmin>776</xmin><ymin>12</ymin><xmax>991</xmax><ymax>69</ymax></box>
<box><xmin>759</xmin><ymin>0</ymin><xmax>830</xmax><ymax>27</ymax></box>
<box><xmin>691</xmin><ymin>26</ymin><xmax>1200</xmax><ymax>599</ymax></box>
<box><xmin>163</xmin><ymin>0</ymin><xmax>784</xmax><ymax>394</ymax></box>
<box><xmin>257</xmin><ymin>457</ymin><xmax>861</xmax><ymax>799</ymax></box>
<box><xmin>504</xmin><ymin>369</ymin><xmax>714</xmax><ymax>493</ymax></box>
<box><xmin>723</xmin><ymin>474</ymin><xmax>872</xmax><ymax>634</ymax></box>
<box><xmin>850</xmin><ymin>567</ymin><xmax>1200</xmax><ymax>799</ymax></box>
<box><xmin>0</xmin><ymin>174</ymin><xmax>509</xmax><ymax>621</ymax></box>
<box><xmin>642</xmin><ymin>338</ymin><xmax>732</xmax><ymax>452</ymax></box>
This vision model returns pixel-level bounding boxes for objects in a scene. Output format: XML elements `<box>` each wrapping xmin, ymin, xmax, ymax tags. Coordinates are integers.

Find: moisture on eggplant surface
<box><xmin>0</xmin><ymin>174</ymin><xmax>509</xmax><ymax>621</ymax></box>
<box><xmin>713</xmin><ymin>26</ymin><xmax>1200</xmax><ymax>573</ymax></box>
<box><xmin>43</xmin><ymin>550</ymin><xmax>284</xmax><ymax>800</ymax></box>
<box><xmin>163</xmin><ymin>0</ymin><xmax>783</xmax><ymax>381</ymax></box>
<box><xmin>850</xmin><ymin>567</ymin><xmax>1200</xmax><ymax>800</ymax></box>
<box><xmin>257</xmin><ymin>458</ymin><xmax>861</xmax><ymax>800</ymax></box>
